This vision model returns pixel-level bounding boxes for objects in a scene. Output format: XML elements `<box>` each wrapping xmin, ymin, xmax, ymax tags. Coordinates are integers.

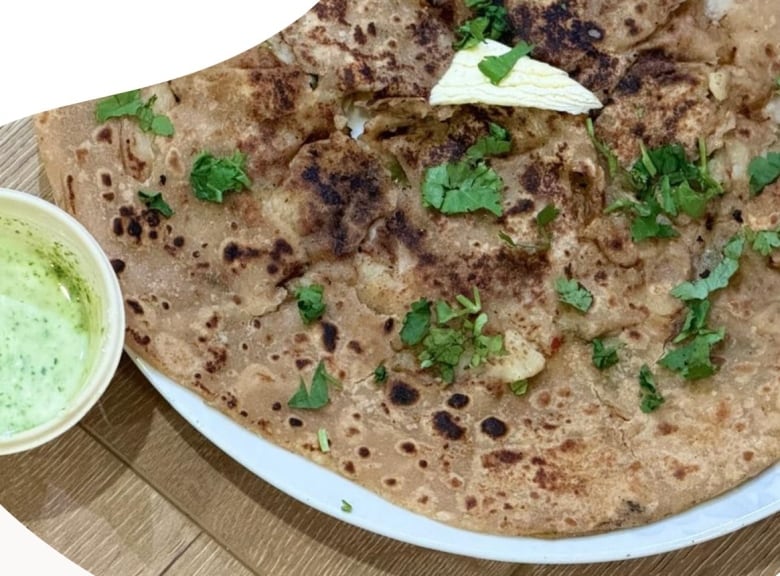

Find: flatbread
<box><xmin>35</xmin><ymin>0</ymin><xmax>780</xmax><ymax>536</ymax></box>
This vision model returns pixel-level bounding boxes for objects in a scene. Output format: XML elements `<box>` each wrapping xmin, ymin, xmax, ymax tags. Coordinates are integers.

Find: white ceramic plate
<box><xmin>129</xmin><ymin>352</ymin><xmax>780</xmax><ymax>564</ymax></box>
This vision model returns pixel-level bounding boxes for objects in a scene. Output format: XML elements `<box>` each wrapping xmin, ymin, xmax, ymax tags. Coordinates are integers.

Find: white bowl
<box><xmin>0</xmin><ymin>188</ymin><xmax>124</xmax><ymax>454</ymax></box>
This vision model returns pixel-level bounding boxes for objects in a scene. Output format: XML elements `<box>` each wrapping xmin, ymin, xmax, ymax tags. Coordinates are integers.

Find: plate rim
<box><xmin>128</xmin><ymin>352</ymin><xmax>780</xmax><ymax>564</ymax></box>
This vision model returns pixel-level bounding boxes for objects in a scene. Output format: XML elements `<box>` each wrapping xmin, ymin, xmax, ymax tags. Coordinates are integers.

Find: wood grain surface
<box><xmin>0</xmin><ymin>117</ymin><xmax>778</xmax><ymax>576</ymax></box>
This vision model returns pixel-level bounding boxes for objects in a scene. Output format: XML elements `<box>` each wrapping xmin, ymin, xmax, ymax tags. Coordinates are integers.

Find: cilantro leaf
<box><xmin>670</xmin><ymin>235</ymin><xmax>744</xmax><ymax>301</ymax></box>
<box><xmin>605</xmin><ymin>139</ymin><xmax>722</xmax><ymax>242</ymax></box>
<box><xmin>190</xmin><ymin>151</ymin><xmax>251</xmax><ymax>203</ymax></box>
<box><xmin>400</xmin><ymin>298</ymin><xmax>432</xmax><ymax>346</ymax></box>
<box><xmin>535</xmin><ymin>203</ymin><xmax>560</xmax><ymax>228</ymax></box>
<box><xmin>658</xmin><ymin>329</ymin><xmax>724</xmax><ymax>380</ymax></box>
<box><xmin>95</xmin><ymin>90</ymin><xmax>174</xmax><ymax>137</ymax></box>
<box><xmin>747</xmin><ymin>152</ymin><xmax>780</xmax><ymax>196</ymax></box>
<box><xmin>137</xmin><ymin>190</ymin><xmax>174</xmax><ymax>218</ymax></box>
<box><xmin>638</xmin><ymin>364</ymin><xmax>665</xmax><ymax>413</ymax></box>
<box><xmin>422</xmin><ymin>160</ymin><xmax>504</xmax><ymax>217</ymax></box>
<box><xmin>508</xmin><ymin>379</ymin><xmax>529</xmax><ymax>396</ymax></box>
<box><xmin>586</xmin><ymin>118</ymin><xmax>622</xmax><ymax>179</ymax></box>
<box><xmin>317</xmin><ymin>428</ymin><xmax>330</xmax><ymax>453</ymax></box>
<box><xmin>453</xmin><ymin>0</ymin><xmax>511</xmax><ymax>50</ymax></box>
<box><xmin>465</xmin><ymin>122</ymin><xmax>511</xmax><ymax>161</ymax></box>
<box><xmin>478</xmin><ymin>42</ymin><xmax>534</xmax><ymax>85</ymax></box>
<box><xmin>747</xmin><ymin>226</ymin><xmax>780</xmax><ymax>256</ymax></box>
<box><xmin>287</xmin><ymin>361</ymin><xmax>340</xmax><ymax>410</ymax></box>
<box><xmin>419</xmin><ymin>326</ymin><xmax>466</xmax><ymax>384</ymax></box>
<box><xmin>422</xmin><ymin>124</ymin><xmax>511</xmax><ymax>218</ymax></box>
<box><xmin>554</xmin><ymin>277</ymin><xmax>593</xmax><ymax>313</ymax></box>
<box><xmin>591</xmin><ymin>339</ymin><xmax>619</xmax><ymax>370</ymax></box>
<box><xmin>400</xmin><ymin>287</ymin><xmax>503</xmax><ymax>383</ymax></box>
<box><xmin>373</xmin><ymin>364</ymin><xmax>388</xmax><ymax>384</ymax></box>
<box><xmin>673</xmin><ymin>298</ymin><xmax>711</xmax><ymax>343</ymax></box>
<box><xmin>295</xmin><ymin>284</ymin><xmax>326</xmax><ymax>325</ymax></box>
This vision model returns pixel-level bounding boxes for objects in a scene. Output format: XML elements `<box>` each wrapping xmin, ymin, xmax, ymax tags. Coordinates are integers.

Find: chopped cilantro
<box><xmin>670</xmin><ymin>235</ymin><xmax>744</xmax><ymax>301</ymax></box>
<box><xmin>295</xmin><ymin>284</ymin><xmax>326</xmax><ymax>325</ymax></box>
<box><xmin>137</xmin><ymin>190</ymin><xmax>174</xmax><ymax>218</ymax></box>
<box><xmin>373</xmin><ymin>364</ymin><xmax>388</xmax><ymax>384</ymax></box>
<box><xmin>453</xmin><ymin>0</ymin><xmax>512</xmax><ymax>50</ymax></box>
<box><xmin>478</xmin><ymin>41</ymin><xmax>534</xmax><ymax>85</ymax></box>
<box><xmin>604</xmin><ymin>139</ymin><xmax>722</xmax><ymax>242</ymax></box>
<box><xmin>317</xmin><ymin>428</ymin><xmax>330</xmax><ymax>453</ymax></box>
<box><xmin>95</xmin><ymin>89</ymin><xmax>174</xmax><ymax>136</ymax></box>
<box><xmin>554</xmin><ymin>277</ymin><xmax>593</xmax><ymax>313</ymax></box>
<box><xmin>508</xmin><ymin>379</ymin><xmax>529</xmax><ymax>396</ymax></box>
<box><xmin>638</xmin><ymin>364</ymin><xmax>665</xmax><ymax>413</ymax></box>
<box><xmin>341</xmin><ymin>499</ymin><xmax>353</xmax><ymax>513</ymax></box>
<box><xmin>586</xmin><ymin>118</ymin><xmax>621</xmax><ymax>179</ymax></box>
<box><xmin>422</xmin><ymin>123</ymin><xmax>511</xmax><ymax>218</ymax></box>
<box><xmin>189</xmin><ymin>151</ymin><xmax>251</xmax><ymax>203</ymax></box>
<box><xmin>673</xmin><ymin>299</ymin><xmax>711</xmax><ymax>344</ymax></box>
<box><xmin>591</xmin><ymin>338</ymin><xmax>619</xmax><ymax>370</ymax></box>
<box><xmin>535</xmin><ymin>203</ymin><xmax>560</xmax><ymax>228</ymax></box>
<box><xmin>746</xmin><ymin>226</ymin><xmax>780</xmax><ymax>256</ymax></box>
<box><xmin>747</xmin><ymin>152</ymin><xmax>780</xmax><ymax>196</ymax></box>
<box><xmin>422</xmin><ymin>161</ymin><xmax>504</xmax><ymax>217</ymax></box>
<box><xmin>287</xmin><ymin>361</ymin><xmax>341</xmax><ymax>410</ymax></box>
<box><xmin>400</xmin><ymin>298</ymin><xmax>432</xmax><ymax>346</ymax></box>
<box><xmin>400</xmin><ymin>287</ymin><xmax>504</xmax><ymax>384</ymax></box>
<box><xmin>659</xmin><ymin>329</ymin><xmax>724</xmax><ymax>380</ymax></box>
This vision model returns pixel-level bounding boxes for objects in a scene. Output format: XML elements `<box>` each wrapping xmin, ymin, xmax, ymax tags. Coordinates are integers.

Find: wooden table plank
<box><xmin>82</xmin><ymin>356</ymin><xmax>520</xmax><ymax>576</ymax></box>
<box><xmin>162</xmin><ymin>533</ymin><xmax>255</xmax><ymax>576</ymax></box>
<box><xmin>0</xmin><ymin>425</ymin><xmax>201</xmax><ymax>575</ymax></box>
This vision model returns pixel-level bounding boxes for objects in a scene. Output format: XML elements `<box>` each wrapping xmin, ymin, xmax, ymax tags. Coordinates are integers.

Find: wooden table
<box><xmin>0</xmin><ymin>117</ymin><xmax>778</xmax><ymax>576</ymax></box>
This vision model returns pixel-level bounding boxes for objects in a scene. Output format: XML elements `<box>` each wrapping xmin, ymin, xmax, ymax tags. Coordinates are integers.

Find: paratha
<box><xmin>35</xmin><ymin>0</ymin><xmax>780</xmax><ymax>537</ymax></box>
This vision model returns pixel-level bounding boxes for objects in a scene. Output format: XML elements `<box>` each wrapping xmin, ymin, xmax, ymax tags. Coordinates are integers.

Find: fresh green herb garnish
<box><xmin>137</xmin><ymin>190</ymin><xmax>174</xmax><ymax>218</ymax></box>
<box><xmin>586</xmin><ymin>118</ymin><xmax>621</xmax><ymax>179</ymax></box>
<box><xmin>317</xmin><ymin>428</ymin><xmax>330</xmax><ymax>453</ymax></box>
<box><xmin>478</xmin><ymin>41</ymin><xmax>534</xmax><ymax>85</ymax></box>
<box><xmin>638</xmin><ymin>364</ymin><xmax>665</xmax><ymax>413</ymax></box>
<box><xmin>659</xmin><ymin>235</ymin><xmax>742</xmax><ymax>381</ymax></box>
<box><xmin>604</xmin><ymin>139</ymin><xmax>722</xmax><ymax>242</ymax></box>
<box><xmin>421</xmin><ymin>123</ymin><xmax>510</xmax><ymax>217</ymax></box>
<box><xmin>295</xmin><ymin>284</ymin><xmax>326</xmax><ymax>325</ymax></box>
<box><xmin>422</xmin><ymin>161</ymin><xmax>504</xmax><ymax>216</ymax></box>
<box><xmin>554</xmin><ymin>277</ymin><xmax>593</xmax><ymax>313</ymax></box>
<box><xmin>670</xmin><ymin>235</ymin><xmax>744</xmax><ymax>301</ymax></box>
<box><xmin>508</xmin><ymin>379</ymin><xmax>529</xmax><ymax>396</ymax></box>
<box><xmin>400</xmin><ymin>287</ymin><xmax>504</xmax><ymax>383</ymax></box>
<box><xmin>453</xmin><ymin>0</ymin><xmax>511</xmax><ymax>50</ymax></box>
<box><xmin>673</xmin><ymin>298</ymin><xmax>711</xmax><ymax>344</ymax></box>
<box><xmin>746</xmin><ymin>226</ymin><xmax>780</xmax><ymax>256</ymax></box>
<box><xmin>658</xmin><ymin>329</ymin><xmax>724</xmax><ymax>380</ymax></box>
<box><xmin>747</xmin><ymin>152</ymin><xmax>780</xmax><ymax>196</ymax></box>
<box><xmin>341</xmin><ymin>499</ymin><xmax>353</xmax><ymax>513</ymax></box>
<box><xmin>399</xmin><ymin>298</ymin><xmax>432</xmax><ymax>346</ymax></box>
<box><xmin>95</xmin><ymin>89</ymin><xmax>174</xmax><ymax>136</ymax></box>
<box><xmin>535</xmin><ymin>203</ymin><xmax>560</xmax><ymax>228</ymax></box>
<box><xmin>287</xmin><ymin>361</ymin><xmax>341</xmax><ymax>410</ymax></box>
<box><xmin>591</xmin><ymin>339</ymin><xmax>619</xmax><ymax>370</ymax></box>
<box><xmin>373</xmin><ymin>364</ymin><xmax>388</xmax><ymax>384</ymax></box>
<box><xmin>189</xmin><ymin>151</ymin><xmax>251</xmax><ymax>203</ymax></box>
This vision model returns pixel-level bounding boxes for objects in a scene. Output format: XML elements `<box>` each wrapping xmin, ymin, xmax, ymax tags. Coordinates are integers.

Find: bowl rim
<box><xmin>0</xmin><ymin>187</ymin><xmax>125</xmax><ymax>454</ymax></box>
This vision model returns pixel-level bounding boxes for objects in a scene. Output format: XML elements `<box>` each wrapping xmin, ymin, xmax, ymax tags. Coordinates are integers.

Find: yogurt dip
<box><xmin>0</xmin><ymin>219</ymin><xmax>96</xmax><ymax>436</ymax></box>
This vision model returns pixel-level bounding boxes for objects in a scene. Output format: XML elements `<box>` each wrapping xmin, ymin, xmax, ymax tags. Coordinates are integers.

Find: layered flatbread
<box><xmin>35</xmin><ymin>0</ymin><xmax>779</xmax><ymax>536</ymax></box>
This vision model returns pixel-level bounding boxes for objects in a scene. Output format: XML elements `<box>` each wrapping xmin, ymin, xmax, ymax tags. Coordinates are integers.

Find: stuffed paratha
<box><xmin>35</xmin><ymin>0</ymin><xmax>780</xmax><ymax>536</ymax></box>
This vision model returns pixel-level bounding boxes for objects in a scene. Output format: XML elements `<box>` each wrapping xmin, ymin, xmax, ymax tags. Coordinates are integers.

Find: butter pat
<box><xmin>430</xmin><ymin>39</ymin><xmax>603</xmax><ymax>115</ymax></box>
